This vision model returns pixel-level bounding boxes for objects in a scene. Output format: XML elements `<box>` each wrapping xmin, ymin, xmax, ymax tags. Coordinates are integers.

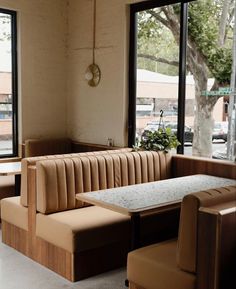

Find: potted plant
<box><xmin>135</xmin><ymin>126</ymin><xmax>181</xmax><ymax>152</ymax></box>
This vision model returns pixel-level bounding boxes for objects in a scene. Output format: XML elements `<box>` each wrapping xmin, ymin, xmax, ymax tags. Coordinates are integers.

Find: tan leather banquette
<box><xmin>1</xmin><ymin>148</ymin><xmax>132</xmax><ymax>225</ymax></box>
<box><xmin>0</xmin><ymin>137</ymin><xmax>91</xmax><ymax>220</ymax></box>
<box><xmin>1</xmin><ymin>148</ymin><xmax>133</xmax><ymax>234</ymax></box>
<box><xmin>1</xmin><ymin>150</ymin><xmax>236</xmax><ymax>282</ymax></box>
<box><xmin>1</xmin><ymin>150</ymin><xmax>179</xmax><ymax>281</ymax></box>
<box><xmin>20</xmin><ymin>147</ymin><xmax>132</xmax><ymax>207</ymax></box>
<box><xmin>127</xmin><ymin>185</ymin><xmax>236</xmax><ymax>289</ymax></box>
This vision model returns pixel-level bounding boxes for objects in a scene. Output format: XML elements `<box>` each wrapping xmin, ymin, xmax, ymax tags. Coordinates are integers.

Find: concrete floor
<box><xmin>0</xmin><ymin>229</ymin><xmax>127</xmax><ymax>289</ymax></box>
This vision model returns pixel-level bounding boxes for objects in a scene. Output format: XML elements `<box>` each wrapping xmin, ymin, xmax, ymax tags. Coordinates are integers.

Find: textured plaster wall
<box><xmin>0</xmin><ymin>0</ymin><xmax>67</xmax><ymax>143</ymax></box>
<box><xmin>67</xmin><ymin>0</ymin><xmax>144</xmax><ymax>147</ymax></box>
<box><xmin>0</xmin><ymin>0</ymin><xmax>145</xmax><ymax>147</ymax></box>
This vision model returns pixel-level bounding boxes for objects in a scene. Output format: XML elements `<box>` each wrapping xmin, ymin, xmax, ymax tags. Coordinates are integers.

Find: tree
<box><xmin>138</xmin><ymin>0</ymin><xmax>235</xmax><ymax>157</ymax></box>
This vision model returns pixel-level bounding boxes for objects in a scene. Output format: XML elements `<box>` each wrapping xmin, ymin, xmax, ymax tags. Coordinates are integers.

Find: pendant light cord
<box><xmin>93</xmin><ymin>0</ymin><xmax>96</xmax><ymax>64</ymax></box>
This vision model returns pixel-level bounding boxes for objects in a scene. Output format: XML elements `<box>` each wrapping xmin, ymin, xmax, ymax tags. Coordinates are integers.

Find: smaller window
<box><xmin>0</xmin><ymin>8</ymin><xmax>18</xmax><ymax>157</ymax></box>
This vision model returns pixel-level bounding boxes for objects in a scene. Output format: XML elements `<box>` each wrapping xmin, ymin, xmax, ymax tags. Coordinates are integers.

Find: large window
<box><xmin>129</xmin><ymin>0</ymin><xmax>236</xmax><ymax>160</ymax></box>
<box><xmin>0</xmin><ymin>9</ymin><xmax>17</xmax><ymax>157</ymax></box>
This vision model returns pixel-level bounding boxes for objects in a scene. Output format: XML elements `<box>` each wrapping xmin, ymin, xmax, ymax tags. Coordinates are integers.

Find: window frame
<box><xmin>128</xmin><ymin>0</ymin><xmax>192</xmax><ymax>154</ymax></box>
<box><xmin>0</xmin><ymin>8</ymin><xmax>18</xmax><ymax>158</ymax></box>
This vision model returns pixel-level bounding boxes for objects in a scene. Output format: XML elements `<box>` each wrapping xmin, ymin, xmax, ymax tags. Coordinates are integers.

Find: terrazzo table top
<box><xmin>76</xmin><ymin>174</ymin><xmax>236</xmax><ymax>216</ymax></box>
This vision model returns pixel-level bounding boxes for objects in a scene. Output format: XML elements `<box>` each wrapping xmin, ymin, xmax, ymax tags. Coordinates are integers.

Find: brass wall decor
<box><xmin>85</xmin><ymin>0</ymin><xmax>101</xmax><ymax>87</ymax></box>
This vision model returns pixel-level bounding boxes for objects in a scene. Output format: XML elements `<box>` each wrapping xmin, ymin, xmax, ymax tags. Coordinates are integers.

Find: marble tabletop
<box><xmin>76</xmin><ymin>174</ymin><xmax>236</xmax><ymax>216</ymax></box>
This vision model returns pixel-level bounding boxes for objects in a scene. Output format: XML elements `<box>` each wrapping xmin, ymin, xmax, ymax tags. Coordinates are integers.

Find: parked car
<box><xmin>212</xmin><ymin>142</ymin><xmax>228</xmax><ymax>160</ymax></box>
<box><xmin>165</xmin><ymin>122</ymin><xmax>193</xmax><ymax>143</ymax></box>
<box><xmin>212</xmin><ymin>148</ymin><xmax>227</xmax><ymax>159</ymax></box>
<box><xmin>140</xmin><ymin>121</ymin><xmax>165</xmax><ymax>141</ymax></box>
<box><xmin>212</xmin><ymin>122</ymin><xmax>228</xmax><ymax>142</ymax></box>
<box><xmin>141</xmin><ymin>121</ymin><xmax>194</xmax><ymax>143</ymax></box>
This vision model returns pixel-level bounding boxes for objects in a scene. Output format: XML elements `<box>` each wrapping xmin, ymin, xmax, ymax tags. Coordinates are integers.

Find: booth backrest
<box><xmin>20</xmin><ymin>148</ymin><xmax>132</xmax><ymax>206</ymax></box>
<box><xmin>36</xmin><ymin>151</ymin><xmax>172</xmax><ymax>214</ymax></box>
<box><xmin>24</xmin><ymin>138</ymin><xmax>72</xmax><ymax>157</ymax></box>
<box><xmin>177</xmin><ymin>185</ymin><xmax>236</xmax><ymax>274</ymax></box>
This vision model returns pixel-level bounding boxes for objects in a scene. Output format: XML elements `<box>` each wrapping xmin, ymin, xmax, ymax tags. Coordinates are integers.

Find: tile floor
<box><xmin>0</xmin><ymin>229</ymin><xmax>127</xmax><ymax>289</ymax></box>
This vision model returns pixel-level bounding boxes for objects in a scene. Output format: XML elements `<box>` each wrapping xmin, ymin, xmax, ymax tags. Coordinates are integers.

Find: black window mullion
<box><xmin>11</xmin><ymin>11</ymin><xmax>18</xmax><ymax>157</ymax></box>
<box><xmin>177</xmin><ymin>2</ymin><xmax>188</xmax><ymax>154</ymax></box>
<box><xmin>0</xmin><ymin>8</ymin><xmax>18</xmax><ymax>158</ymax></box>
<box><xmin>128</xmin><ymin>8</ymin><xmax>137</xmax><ymax>147</ymax></box>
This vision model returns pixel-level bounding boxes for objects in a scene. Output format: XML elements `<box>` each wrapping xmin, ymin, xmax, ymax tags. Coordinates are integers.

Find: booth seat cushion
<box><xmin>36</xmin><ymin>206</ymin><xmax>130</xmax><ymax>253</ymax></box>
<box><xmin>1</xmin><ymin>197</ymin><xmax>28</xmax><ymax>231</ymax></box>
<box><xmin>127</xmin><ymin>239</ymin><xmax>196</xmax><ymax>289</ymax></box>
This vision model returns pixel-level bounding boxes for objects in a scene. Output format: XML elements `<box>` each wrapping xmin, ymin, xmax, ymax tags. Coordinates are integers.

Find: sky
<box><xmin>0</xmin><ymin>41</ymin><xmax>11</xmax><ymax>72</ymax></box>
<box><xmin>0</xmin><ymin>13</ymin><xmax>12</xmax><ymax>72</ymax></box>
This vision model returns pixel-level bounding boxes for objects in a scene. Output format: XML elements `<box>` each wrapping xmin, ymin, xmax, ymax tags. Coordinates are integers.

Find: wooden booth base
<box><xmin>2</xmin><ymin>220</ymin><xmax>129</xmax><ymax>282</ymax></box>
<box><xmin>2</xmin><ymin>221</ymin><xmax>29</xmax><ymax>256</ymax></box>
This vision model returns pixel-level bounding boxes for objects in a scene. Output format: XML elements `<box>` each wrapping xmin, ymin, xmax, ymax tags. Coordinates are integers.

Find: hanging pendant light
<box><xmin>85</xmin><ymin>0</ymin><xmax>101</xmax><ymax>87</ymax></box>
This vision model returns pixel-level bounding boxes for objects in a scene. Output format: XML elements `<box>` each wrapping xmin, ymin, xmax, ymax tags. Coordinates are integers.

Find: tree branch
<box><xmin>160</xmin><ymin>6</ymin><xmax>180</xmax><ymax>36</ymax></box>
<box><xmin>138</xmin><ymin>53</ymin><xmax>179</xmax><ymax>67</ymax></box>
<box><xmin>148</xmin><ymin>9</ymin><xmax>171</xmax><ymax>29</ymax></box>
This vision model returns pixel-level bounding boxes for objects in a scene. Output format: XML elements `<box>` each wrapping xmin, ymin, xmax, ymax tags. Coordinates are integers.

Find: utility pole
<box><xmin>227</xmin><ymin>2</ymin><xmax>236</xmax><ymax>161</ymax></box>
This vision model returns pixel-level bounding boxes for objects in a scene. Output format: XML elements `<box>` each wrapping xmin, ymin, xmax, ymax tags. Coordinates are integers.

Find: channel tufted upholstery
<box><xmin>36</xmin><ymin>151</ymin><xmax>172</xmax><ymax>214</ymax></box>
<box><xmin>2</xmin><ymin>149</ymin><xmax>133</xmax><ymax>229</ymax></box>
<box><xmin>20</xmin><ymin>148</ymin><xmax>132</xmax><ymax>207</ymax></box>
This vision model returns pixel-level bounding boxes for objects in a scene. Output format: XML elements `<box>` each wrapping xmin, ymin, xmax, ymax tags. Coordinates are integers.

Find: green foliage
<box><xmin>137</xmin><ymin>0</ymin><xmax>234</xmax><ymax>84</ymax></box>
<box><xmin>137</xmin><ymin>10</ymin><xmax>179</xmax><ymax>75</ymax></box>
<box><xmin>188</xmin><ymin>0</ymin><xmax>219</xmax><ymax>55</ymax></box>
<box><xmin>208</xmin><ymin>48</ymin><xmax>232</xmax><ymax>84</ymax></box>
<box><xmin>187</xmin><ymin>0</ymin><xmax>233</xmax><ymax>84</ymax></box>
<box><xmin>138</xmin><ymin>11</ymin><xmax>161</xmax><ymax>40</ymax></box>
<box><xmin>137</xmin><ymin>127</ymin><xmax>181</xmax><ymax>152</ymax></box>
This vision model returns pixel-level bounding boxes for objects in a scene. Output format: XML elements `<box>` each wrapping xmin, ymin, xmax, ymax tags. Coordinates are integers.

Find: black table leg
<box><xmin>125</xmin><ymin>214</ymin><xmax>141</xmax><ymax>287</ymax></box>
<box><xmin>131</xmin><ymin>214</ymin><xmax>141</xmax><ymax>250</ymax></box>
<box><xmin>15</xmin><ymin>174</ymin><xmax>21</xmax><ymax>196</ymax></box>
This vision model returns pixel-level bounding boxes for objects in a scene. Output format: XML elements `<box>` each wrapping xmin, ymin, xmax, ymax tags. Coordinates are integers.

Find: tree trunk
<box><xmin>188</xmin><ymin>53</ymin><xmax>221</xmax><ymax>157</ymax></box>
<box><xmin>192</xmin><ymin>69</ymin><xmax>213</xmax><ymax>157</ymax></box>
<box><xmin>193</xmin><ymin>99</ymin><xmax>214</xmax><ymax>157</ymax></box>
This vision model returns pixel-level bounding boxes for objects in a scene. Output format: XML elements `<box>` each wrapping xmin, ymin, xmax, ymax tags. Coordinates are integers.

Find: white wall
<box><xmin>67</xmin><ymin>0</ymin><xmax>145</xmax><ymax>147</ymax></box>
<box><xmin>0</xmin><ymin>0</ymin><xmax>146</xmax><ymax>147</ymax></box>
<box><xmin>0</xmin><ymin>0</ymin><xmax>67</xmax><ymax>143</ymax></box>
